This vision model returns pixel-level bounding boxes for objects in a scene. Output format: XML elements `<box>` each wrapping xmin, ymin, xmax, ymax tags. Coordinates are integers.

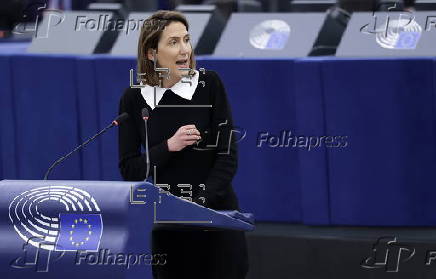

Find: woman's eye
<box><xmin>169</xmin><ymin>40</ymin><xmax>177</xmax><ymax>45</ymax></box>
<box><xmin>185</xmin><ymin>37</ymin><xmax>190</xmax><ymax>43</ymax></box>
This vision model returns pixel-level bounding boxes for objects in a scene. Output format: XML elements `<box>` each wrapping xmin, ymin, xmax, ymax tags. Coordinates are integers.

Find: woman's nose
<box><xmin>179</xmin><ymin>41</ymin><xmax>191</xmax><ymax>54</ymax></box>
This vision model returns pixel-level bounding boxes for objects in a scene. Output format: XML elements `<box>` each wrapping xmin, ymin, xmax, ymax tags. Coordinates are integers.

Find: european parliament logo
<box><xmin>9</xmin><ymin>186</ymin><xmax>103</xmax><ymax>252</ymax></box>
<box><xmin>375</xmin><ymin>18</ymin><xmax>422</xmax><ymax>50</ymax></box>
<box><xmin>249</xmin><ymin>19</ymin><xmax>290</xmax><ymax>50</ymax></box>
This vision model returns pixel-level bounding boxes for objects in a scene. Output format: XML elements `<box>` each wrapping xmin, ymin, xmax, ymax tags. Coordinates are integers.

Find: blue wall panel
<box><xmin>198</xmin><ymin>59</ymin><xmax>302</xmax><ymax>222</ymax></box>
<box><xmin>0</xmin><ymin>55</ymin><xmax>17</xmax><ymax>179</ymax></box>
<box><xmin>10</xmin><ymin>54</ymin><xmax>81</xmax><ymax>180</ymax></box>
<box><xmin>2</xmin><ymin>54</ymin><xmax>436</xmax><ymax>225</ymax></box>
<box><xmin>322</xmin><ymin>58</ymin><xmax>436</xmax><ymax>226</ymax></box>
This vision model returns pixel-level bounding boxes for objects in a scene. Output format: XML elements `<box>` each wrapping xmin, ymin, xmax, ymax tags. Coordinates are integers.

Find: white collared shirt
<box><xmin>140</xmin><ymin>70</ymin><xmax>199</xmax><ymax>110</ymax></box>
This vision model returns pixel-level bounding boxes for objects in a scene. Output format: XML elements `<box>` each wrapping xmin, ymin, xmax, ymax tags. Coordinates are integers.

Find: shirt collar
<box><xmin>140</xmin><ymin>70</ymin><xmax>199</xmax><ymax>110</ymax></box>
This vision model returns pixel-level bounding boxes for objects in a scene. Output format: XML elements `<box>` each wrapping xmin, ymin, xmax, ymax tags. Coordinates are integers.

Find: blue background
<box><xmin>1</xmin><ymin>54</ymin><xmax>435</xmax><ymax>226</ymax></box>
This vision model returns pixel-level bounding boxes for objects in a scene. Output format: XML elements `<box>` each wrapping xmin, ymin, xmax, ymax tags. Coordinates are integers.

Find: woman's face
<box><xmin>148</xmin><ymin>21</ymin><xmax>192</xmax><ymax>85</ymax></box>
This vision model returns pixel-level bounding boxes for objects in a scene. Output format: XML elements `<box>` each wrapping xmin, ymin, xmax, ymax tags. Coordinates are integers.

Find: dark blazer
<box><xmin>118</xmin><ymin>70</ymin><xmax>240</xmax><ymax>210</ymax></box>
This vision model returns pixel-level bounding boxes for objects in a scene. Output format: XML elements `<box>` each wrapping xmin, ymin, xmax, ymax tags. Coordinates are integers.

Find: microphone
<box><xmin>142</xmin><ymin>108</ymin><xmax>150</xmax><ymax>179</ymax></box>
<box><xmin>43</xmin><ymin>112</ymin><xmax>129</xmax><ymax>180</ymax></box>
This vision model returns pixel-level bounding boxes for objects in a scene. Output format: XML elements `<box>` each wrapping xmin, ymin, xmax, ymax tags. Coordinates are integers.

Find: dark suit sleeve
<box><xmin>118</xmin><ymin>89</ymin><xmax>172</xmax><ymax>181</ymax></box>
<box><xmin>202</xmin><ymin>71</ymin><xmax>238</xmax><ymax>206</ymax></box>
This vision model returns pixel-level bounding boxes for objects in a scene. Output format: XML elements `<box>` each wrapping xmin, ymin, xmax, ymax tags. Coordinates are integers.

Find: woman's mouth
<box><xmin>176</xmin><ymin>59</ymin><xmax>189</xmax><ymax>68</ymax></box>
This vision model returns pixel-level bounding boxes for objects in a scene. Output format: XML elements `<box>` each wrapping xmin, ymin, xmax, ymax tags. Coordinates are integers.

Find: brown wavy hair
<box><xmin>137</xmin><ymin>10</ymin><xmax>196</xmax><ymax>87</ymax></box>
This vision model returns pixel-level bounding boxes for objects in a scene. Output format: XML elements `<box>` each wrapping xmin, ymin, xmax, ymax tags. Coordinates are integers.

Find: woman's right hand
<box><xmin>167</xmin><ymin>124</ymin><xmax>201</xmax><ymax>152</ymax></box>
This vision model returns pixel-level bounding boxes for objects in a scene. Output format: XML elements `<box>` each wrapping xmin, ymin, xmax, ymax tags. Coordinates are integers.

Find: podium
<box><xmin>0</xmin><ymin>180</ymin><xmax>254</xmax><ymax>279</ymax></box>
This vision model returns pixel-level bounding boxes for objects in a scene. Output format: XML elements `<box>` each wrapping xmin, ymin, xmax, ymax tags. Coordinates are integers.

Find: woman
<box><xmin>118</xmin><ymin>10</ymin><xmax>248</xmax><ymax>279</ymax></box>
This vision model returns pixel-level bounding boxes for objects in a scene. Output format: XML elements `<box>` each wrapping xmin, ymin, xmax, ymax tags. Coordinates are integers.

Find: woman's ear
<box><xmin>147</xmin><ymin>48</ymin><xmax>156</xmax><ymax>61</ymax></box>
